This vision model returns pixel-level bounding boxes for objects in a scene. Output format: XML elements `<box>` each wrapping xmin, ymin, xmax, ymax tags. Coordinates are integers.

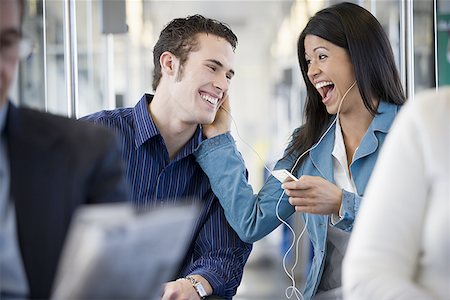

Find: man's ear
<box><xmin>160</xmin><ymin>51</ymin><xmax>178</xmax><ymax>77</ymax></box>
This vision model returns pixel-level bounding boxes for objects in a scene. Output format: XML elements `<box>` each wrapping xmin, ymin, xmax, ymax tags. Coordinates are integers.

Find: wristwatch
<box><xmin>185</xmin><ymin>275</ymin><xmax>208</xmax><ymax>299</ymax></box>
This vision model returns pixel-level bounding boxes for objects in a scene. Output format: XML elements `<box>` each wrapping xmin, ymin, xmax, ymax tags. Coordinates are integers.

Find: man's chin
<box><xmin>199</xmin><ymin>117</ymin><xmax>215</xmax><ymax>126</ymax></box>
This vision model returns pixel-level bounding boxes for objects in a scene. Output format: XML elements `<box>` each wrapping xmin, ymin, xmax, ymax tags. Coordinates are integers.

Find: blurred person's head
<box><xmin>151</xmin><ymin>15</ymin><xmax>237</xmax><ymax>126</ymax></box>
<box><xmin>0</xmin><ymin>0</ymin><xmax>23</xmax><ymax>109</ymax></box>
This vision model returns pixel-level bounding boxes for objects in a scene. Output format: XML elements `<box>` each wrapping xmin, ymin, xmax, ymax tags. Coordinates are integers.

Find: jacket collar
<box><xmin>6</xmin><ymin>102</ymin><xmax>62</xmax><ymax>150</ymax></box>
<box><xmin>0</xmin><ymin>102</ymin><xmax>8</xmax><ymax>135</ymax></box>
<box><xmin>309</xmin><ymin>101</ymin><xmax>399</xmax><ymax>183</ymax></box>
<box><xmin>353</xmin><ymin>101</ymin><xmax>399</xmax><ymax>162</ymax></box>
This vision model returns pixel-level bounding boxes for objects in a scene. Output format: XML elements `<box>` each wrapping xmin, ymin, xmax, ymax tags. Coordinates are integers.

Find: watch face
<box><xmin>194</xmin><ymin>283</ymin><xmax>208</xmax><ymax>297</ymax></box>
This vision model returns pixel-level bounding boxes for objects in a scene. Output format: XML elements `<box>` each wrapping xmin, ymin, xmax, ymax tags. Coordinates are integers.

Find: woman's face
<box><xmin>304</xmin><ymin>34</ymin><xmax>357</xmax><ymax>115</ymax></box>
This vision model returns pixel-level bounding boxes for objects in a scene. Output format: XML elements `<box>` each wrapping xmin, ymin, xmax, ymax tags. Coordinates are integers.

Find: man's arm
<box><xmin>163</xmin><ymin>193</ymin><xmax>251</xmax><ymax>299</ymax></box>
<box><xmin>182</xmin><ymin>196</ymin><xmax>252</xmax><ymax>298</ymax></box>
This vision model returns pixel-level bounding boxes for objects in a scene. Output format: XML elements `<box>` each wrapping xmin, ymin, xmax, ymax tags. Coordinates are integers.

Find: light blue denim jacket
<box><xmin>194</xmin><ymin>101</ymin><xmax>400</xmax><ymax>299</ymax></box>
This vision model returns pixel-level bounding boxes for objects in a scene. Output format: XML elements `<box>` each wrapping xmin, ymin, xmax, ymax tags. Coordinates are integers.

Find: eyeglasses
<box><xmin>0</xmin><ymin>32</ymin><xmax>33</xmax><ymax>62</ymax></box>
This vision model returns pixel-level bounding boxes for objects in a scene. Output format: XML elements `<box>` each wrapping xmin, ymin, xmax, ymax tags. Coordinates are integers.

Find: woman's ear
<box><xmin>160</xmin><ymin>51</ymin><xmax>178</xmax><ymax>77</ymax></box>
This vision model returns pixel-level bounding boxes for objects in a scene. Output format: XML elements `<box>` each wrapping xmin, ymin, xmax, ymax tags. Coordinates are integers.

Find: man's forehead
<box><xmin>0</xmin><ymin>0</ymin><xmax>21</xmax><ymax>31</ymax></box>
<box><xmin>193</xmin><ymin>34</ymin><xmax>235</xmax><ymax>60</ymax></box>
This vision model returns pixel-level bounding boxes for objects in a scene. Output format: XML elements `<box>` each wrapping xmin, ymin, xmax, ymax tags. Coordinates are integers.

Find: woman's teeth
<box><xmin>315</xmin><ymin>81</ymin><xmax>333</xmax><ymax>89</ymax></box>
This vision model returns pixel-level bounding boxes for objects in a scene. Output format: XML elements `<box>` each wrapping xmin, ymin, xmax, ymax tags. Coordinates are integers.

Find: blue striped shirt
<box><xmin>83</xmin><ymin>94</ymin><xmax>251</xmax><ymax>298</ymax></box>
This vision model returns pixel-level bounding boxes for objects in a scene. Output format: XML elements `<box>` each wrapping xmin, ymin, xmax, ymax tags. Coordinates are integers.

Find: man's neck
<box><xmin>148</xmin><ymin>92</ymin><xmax>197</xmax><ymax>160</ymax></box>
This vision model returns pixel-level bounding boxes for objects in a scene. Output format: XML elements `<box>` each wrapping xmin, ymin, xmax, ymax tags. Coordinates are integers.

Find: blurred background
<box><xmin>11</xmin><ymin>0</ymin><xmax>450</xmax><ymax>299</ymax></box>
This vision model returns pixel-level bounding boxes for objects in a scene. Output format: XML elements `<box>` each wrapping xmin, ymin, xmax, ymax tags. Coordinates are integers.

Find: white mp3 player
<box><xmin>271</xmin><ymin>169</ymin><xmax>298</xmax><ymax>183</ymax></box>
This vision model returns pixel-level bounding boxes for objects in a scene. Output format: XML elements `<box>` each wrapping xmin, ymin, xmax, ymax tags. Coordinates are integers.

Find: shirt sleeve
<box><xmin>194</xmin><ymin>132</ymin><xmax>297</xmax><ymax>243</ymax></box>
<box><xmin>330</xmin><ymin>190</ymin><xmax>362</xmax><ymax>231</ymax></box>
<box><xmin>182</xmin><ymin>197</ymin><xmax>252</xmax><ymax>298</ymax></box>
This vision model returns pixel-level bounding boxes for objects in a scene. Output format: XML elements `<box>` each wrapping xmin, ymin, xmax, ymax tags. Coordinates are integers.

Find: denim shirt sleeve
<box><xmin>332</xmin><ymin>189</ymin><xmax>362</xmax><ymax>231</ymax></box>
<box><xmin>194</xmin><ymin>132</ymin><xmax>296</xmax><ymax>243</ymax></box>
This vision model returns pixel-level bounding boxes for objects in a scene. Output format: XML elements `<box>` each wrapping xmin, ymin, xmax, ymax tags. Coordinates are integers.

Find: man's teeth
<box><xmin>201</xmin><ymin>94</ymin><xmax>219</xmax><ymax>105</ymax></box>
<box><xmin>315</xmin><ymin>81</ymin><xmax>333</xmax><ymax>89</ymax></box>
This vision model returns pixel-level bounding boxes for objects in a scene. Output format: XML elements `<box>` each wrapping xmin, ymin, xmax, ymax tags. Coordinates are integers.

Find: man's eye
<box><xmin>0</xmin><ymin>36</ymin><xmax>20</xmax><ymax>48</ymax></box>
<box><xmin>207</xmin><ymin>65</ymin><xmax>216</xmax><ymax>71</ymax></box>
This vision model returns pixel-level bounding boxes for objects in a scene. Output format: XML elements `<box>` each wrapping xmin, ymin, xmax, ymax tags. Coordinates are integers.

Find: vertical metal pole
<box><xmin>105</xmin><ymin>34</ymin><xmax>115</xmax><ymax>109</ymax></box>
<box><xmin>86</xmin><ymin>0</ymin><xmax>94</xmax><ymax>96</ymax></box>
<box><xmin>63</xmin><ymin>0</ymin><xmax>79</xmax><ymax>118</ymax></box>
<box><xmin>399</xmin><ymin>0</ymin><xmax>407</xmax><ymax>93</ymax></box>
<box><xmin>434</xmin><ymin>0</ymin><xmax>439</xmax><ymax>90</ymax></box>
<box><xmin>406</xmin><ymin>0</ymin><xmax>415</xmax><ymax>100</ymax></box>
<box><xmin>43</xmin><ymin>0</ymin><xmax>48</xmax><ymax>111</ymax></box>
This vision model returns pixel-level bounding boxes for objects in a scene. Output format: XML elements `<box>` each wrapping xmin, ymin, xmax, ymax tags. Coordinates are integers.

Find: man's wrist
<box><xmin>179</xmin><ymin>275</ymin><xmax>211</xmax><ymax>299</ymax></box>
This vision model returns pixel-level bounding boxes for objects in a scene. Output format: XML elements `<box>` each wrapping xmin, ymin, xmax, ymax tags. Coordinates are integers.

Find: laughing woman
<box><xmin>195</xmin><ymin>2</ymin><xmax>405</xmax><ymax>300</ymax></box>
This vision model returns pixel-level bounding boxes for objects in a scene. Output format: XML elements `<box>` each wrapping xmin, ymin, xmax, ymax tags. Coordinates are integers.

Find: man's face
<box><xmin>168</xmin><ymin>33</ymin><xmax>235</xmax><ymax>126</ymax></box>
<box><xmin>0</xmin><ymin>0</ymin><xmax>21</xmax><ymax>108</ymax></box>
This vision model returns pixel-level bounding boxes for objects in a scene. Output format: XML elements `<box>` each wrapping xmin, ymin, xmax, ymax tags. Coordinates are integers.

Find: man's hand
<box><xmin>161</xmin><ymin>275</ymin><xmax>212</xmax><ymax>300</ymax></box>
<box><xmin>282</xmin><ymin>175</ymin><xmax>342</xmax><ymax>215</ymax></box>
<box><xmin>162</xmin><ymin>279</ymin><xmax>199</xmax><ymax>300</ymax></box>
<box><xmin>202</xmin><ymin>95</ymin><xmax>232</xmax><ymax>138</ymax></box>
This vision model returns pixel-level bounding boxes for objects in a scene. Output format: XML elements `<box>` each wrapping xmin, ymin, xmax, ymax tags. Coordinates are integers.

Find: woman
<box><xmin>194</xmin><ymin>2</ymin><xmax>405</xmax><ymax>299</ymax></box>
<box><xmin>343</xmin><ymin>87</ymin><xmax>450</xmax><ymax>300</ymax></box>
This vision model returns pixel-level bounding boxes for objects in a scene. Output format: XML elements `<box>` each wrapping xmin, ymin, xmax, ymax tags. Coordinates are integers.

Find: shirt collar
<box><xmin>332</xmin><ymin>116</ymin><xmax>349</xmax><ymax>166</ymax></box>
<box><xmin>177</xmin><ymin>126</ymin><xmax>203</xmax><ymax>160</ymax></box>
<box><xmin>0</xmin><ymin>102</ymin><xmax>8</xmax><ymax>135</ymax></box>
<box><xmin>133</xmin><ymin>94</ymin><xmax>160</xmax><ymax>148</ymax></box>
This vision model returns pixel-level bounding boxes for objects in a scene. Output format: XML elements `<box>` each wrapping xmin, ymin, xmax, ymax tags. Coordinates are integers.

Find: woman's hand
<box><xmin>282</xmin><ymin>175</ymin><xmax>342</xmax><ymax>215</ymax></box>
<box><xmin>202</xmin><ymin>95</ymin><xmax>232</xmax><ymax>138</ymax></box>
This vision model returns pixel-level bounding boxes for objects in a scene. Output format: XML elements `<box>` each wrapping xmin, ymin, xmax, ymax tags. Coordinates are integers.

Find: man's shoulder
<box><xmin>81</xmin><ymin>107</ymin><xmax>134</xmax><ymax>129</ymax></box>
<box><xmin>10</xmin><ymin>105</ymin><xmax>118</xmax><ymax>147</ymax></box>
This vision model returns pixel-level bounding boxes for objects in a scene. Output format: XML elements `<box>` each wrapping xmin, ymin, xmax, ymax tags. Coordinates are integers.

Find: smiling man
<box><xmin>83</xmin><ymin>15</ymin><xmax>251</xmax><ymax>300</ymax></box>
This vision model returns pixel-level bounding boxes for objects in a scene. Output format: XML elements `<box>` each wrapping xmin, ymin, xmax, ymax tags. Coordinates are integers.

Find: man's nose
<box><xmin>213</xmin><ymin>74</ymin><xmax>229</xmax><ymax>92</ymax></box>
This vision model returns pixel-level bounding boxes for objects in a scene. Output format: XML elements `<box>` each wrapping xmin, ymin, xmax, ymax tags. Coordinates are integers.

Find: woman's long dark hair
<box><xmin>287</xmin><ymin>2</ymin><xmax>406</xmax><ymax>165</ymax></box>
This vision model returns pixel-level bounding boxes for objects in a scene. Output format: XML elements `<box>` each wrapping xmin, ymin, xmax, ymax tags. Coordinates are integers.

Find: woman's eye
<box><xmin>207</xmin><ymin>65</ymin><xmax>216</xmax><ymax>71</ymax></box>
<box><xmin>319</xmin><ymin>54</ymin><xmax>327</xmax><ymax>60</ymax></box>
<box><xmin>306</xmin><ymin>59</ymin><xmax>311</xmax><ymax>65</ymax></box>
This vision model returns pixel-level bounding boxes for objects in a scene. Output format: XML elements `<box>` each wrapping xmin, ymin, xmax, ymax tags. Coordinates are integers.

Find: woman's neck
<box><xmin>339</xmin><ymin>98</ymin><xmax>379</xmax><ymax>166</ymax></box>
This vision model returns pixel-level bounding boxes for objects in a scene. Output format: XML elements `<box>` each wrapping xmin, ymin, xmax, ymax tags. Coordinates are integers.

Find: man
<box><xmin>84</xmin><ymin>15</ymin><xmax>252</xmax><ymax>299</ymax></box>
<box><xmin>0</xmin><ymin>0</ymin><xmax>128</xmax><ymax>298</ymax></box>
